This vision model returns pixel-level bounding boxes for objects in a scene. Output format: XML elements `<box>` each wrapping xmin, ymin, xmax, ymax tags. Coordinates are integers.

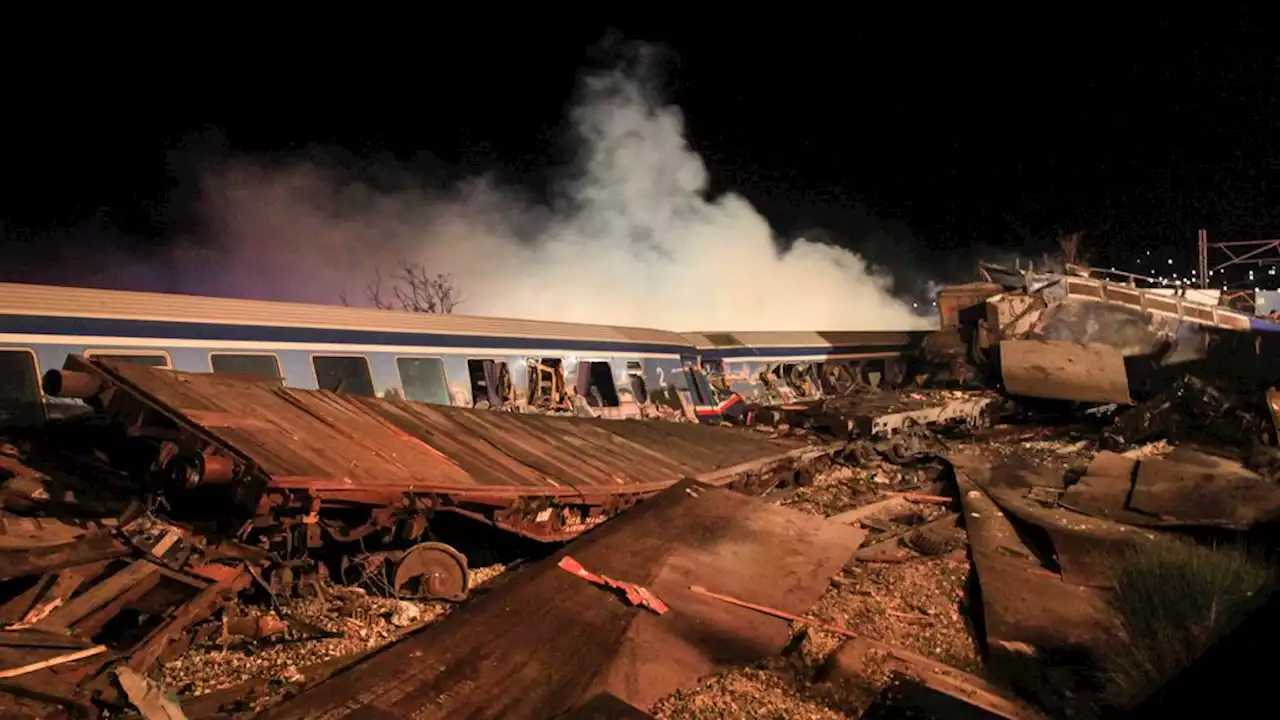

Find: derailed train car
<box><xmin>683</xmin><ymin>330</ymin><xmax>929</xmax><ymax>419</ymax></box>
<box><xmin>0</xmin><ymin>281</ymin><xmax>929</xmax><ymax>428</ymax></box>
<box><xmin>928</xmin><ymin>263</ymin><xmax>1280</xmax><ymax>405</ymax></box>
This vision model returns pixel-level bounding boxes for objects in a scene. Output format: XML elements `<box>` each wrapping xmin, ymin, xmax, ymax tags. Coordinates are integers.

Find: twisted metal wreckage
<box><xmin>0</xmin><ymin>260</ymin><xmax>1277</xmax><ymax>718</ymax></box>
<box><xmin>0</xmin><ymin>352</ymin><xmax>873</xmax><ymax>717</ymax></box>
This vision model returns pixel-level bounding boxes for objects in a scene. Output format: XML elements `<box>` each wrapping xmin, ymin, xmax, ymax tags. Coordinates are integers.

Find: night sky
<box><xmin>2</xmin><ymin>39</ymin><xmax>1277</xmax><ymax>302</ymax></box>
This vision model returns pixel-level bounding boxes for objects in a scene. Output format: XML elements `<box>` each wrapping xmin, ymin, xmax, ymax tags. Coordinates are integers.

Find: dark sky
<box><xmin>2</xmin><ymin>38</ymin><xmax>1278</xmax><ymax>294</ymax></box>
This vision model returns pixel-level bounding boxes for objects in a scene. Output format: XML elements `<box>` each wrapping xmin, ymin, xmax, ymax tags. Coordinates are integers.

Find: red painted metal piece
<box><xmin>557</xmin><ymin>555</ymin><xmax>669</xmax><ymax>615</ymax></box>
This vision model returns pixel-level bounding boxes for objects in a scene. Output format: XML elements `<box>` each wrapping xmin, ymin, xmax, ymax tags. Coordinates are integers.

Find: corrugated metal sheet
<box><xmin>0</xmin><ymin>282</ymin><xmax>690</xmax><ymax>346</ymax></box>
<box><xmin>95</xmin><ymin>361</ymin><xmax>824</xmax><ymax>500</ymax></box>
<box><xmin>259</xmin><ymin>481</ymin><xmax>866</xmax><ymax>720</ymax></box>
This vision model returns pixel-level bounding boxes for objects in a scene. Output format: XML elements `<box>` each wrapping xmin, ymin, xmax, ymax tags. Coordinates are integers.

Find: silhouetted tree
<box><xmin>1057</xmin><ymin>231</ymin><xmax>1093</xmax><ymax>268</ymax></box>
<box><xmin>340</xmin><ymin>260</ymin><xmax>462</xmax><ymax>314</ymax></box>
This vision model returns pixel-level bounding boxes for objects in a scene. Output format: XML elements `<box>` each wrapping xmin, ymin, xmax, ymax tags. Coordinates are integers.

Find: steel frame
<box><xmin>1197</xmin><ymin>228</ymin><xmax>1280</xmax><ymax>289</ymax></box>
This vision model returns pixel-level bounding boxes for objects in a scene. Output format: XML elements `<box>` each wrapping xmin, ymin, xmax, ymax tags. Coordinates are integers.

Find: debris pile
<box><xmin>1</xmin><ymin>279</ymin><xmax>1278</xmax><ymax>720</ymax></box>
<box><xmin>0</xmin><ymin>357</ymin><xmax>847</xmax><ymax>718</ymax></box>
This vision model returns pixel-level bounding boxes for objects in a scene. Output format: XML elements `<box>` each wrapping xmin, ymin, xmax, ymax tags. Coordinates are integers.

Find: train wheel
<box><xmin>393</xmin><ymin>541</ymin><xmax>471</xmax><ymax>602</ymax></box>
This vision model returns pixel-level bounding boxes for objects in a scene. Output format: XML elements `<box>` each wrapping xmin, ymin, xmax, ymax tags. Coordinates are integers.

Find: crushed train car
<box><xmin>927</xmin><ymin>263</ymin><xmax>1280</xmax><ymax>408</ymax></box>
<box><xmin>36</xmin><ymin>356</ymin><xmax>843</xmax><ymax>601</ymax></box>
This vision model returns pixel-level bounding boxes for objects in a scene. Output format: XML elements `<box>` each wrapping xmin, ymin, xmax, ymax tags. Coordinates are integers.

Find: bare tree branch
<box><xmin>345</xmin><ymin>260</ymin><xmax>463</xmax><ymax>314</ymax></box>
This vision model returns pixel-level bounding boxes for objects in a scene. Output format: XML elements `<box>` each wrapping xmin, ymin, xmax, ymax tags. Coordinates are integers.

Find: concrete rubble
<box><xmin>0</xmin><ymin>269</ymin><xmax>1278</xmax><ymax>719</ymax></box>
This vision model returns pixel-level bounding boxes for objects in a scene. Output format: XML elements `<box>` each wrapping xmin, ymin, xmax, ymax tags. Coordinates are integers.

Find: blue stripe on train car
<box><xmin>0</xmin><ymin>315</ymin><xmax>693</xmax><ymax>355</ymax></box>
<box><xmin>1249</xmin><ymin>318</ymin><xmax>1280</xmax><ymax>332</ymax></box>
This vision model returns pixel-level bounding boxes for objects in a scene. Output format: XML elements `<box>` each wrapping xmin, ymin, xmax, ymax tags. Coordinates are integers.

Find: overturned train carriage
<box><xmin>929</xmin><ymin>265</ymin><xmax>1280</xmax><ymax>405</ymax></box>
<box><xmin>41</xmin><ymin>357</ymin><xmax>843</xmax><ymax>601</ymax></box>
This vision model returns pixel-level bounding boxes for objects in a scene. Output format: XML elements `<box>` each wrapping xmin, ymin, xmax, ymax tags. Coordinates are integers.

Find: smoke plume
<box><xmin>158</xmin><ymin>50</ymin><xmax>933</xmax><ymax>331</ymax></box>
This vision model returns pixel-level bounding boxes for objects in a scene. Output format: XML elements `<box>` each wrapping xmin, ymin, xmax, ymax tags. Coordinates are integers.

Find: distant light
<box><xmin>1167</xmin><ymin>259</ymin><xmax>1173</xmax><ymax>265</ymax></box>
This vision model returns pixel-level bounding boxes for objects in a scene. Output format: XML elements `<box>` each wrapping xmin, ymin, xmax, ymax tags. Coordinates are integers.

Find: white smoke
<box><xmin>180</xmin><ymin>56</ymin><xmax>931</xmax><ymax>332</ymax></box>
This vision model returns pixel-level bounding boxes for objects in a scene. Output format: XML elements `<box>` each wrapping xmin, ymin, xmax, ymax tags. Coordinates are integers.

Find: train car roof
<box><xmin>680</xmin><ymin>330</ymin><xmax>928</xmax><ymax>350</ymax></box>
<box><xmin>0</xmin><ymin>282</ymin><xmax>694</xmax><ymax>347</ymax></box>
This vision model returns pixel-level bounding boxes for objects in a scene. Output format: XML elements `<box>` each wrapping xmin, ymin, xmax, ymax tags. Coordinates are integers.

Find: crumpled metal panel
<box><xmin>999</xmin><ymin>340</ymin><xmax>1132</xmax><ymax>405</ymax></box>
<box><xmin>89</xmin><ymin>360</ymin><xmax>822</xmax><ymax>499</ymax></box>
<box><xmin>259</xmin><ymin>482</ymin><xmax>866</xmax><ymax>720</ymax></box>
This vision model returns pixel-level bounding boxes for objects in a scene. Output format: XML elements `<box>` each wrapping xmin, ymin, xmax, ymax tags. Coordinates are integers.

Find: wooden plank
<box><xmin>71</xmin><ymin>571</ymin><xmax>165</xmax><ymax>639</ymax></box>
<box><xmin>38</xmin><ymin>560</ymin><xmax>160</xmax><ymax>630</ymax></box>
<box><xmin>0</xmin><ymin>629</ymin><xmax>91</xmax><ymax>650</ymax></box>
<box><xmin>0</xmin><ymin>532</ymin><xmax>131</xmax><ymax>582</ymax></box>
<box><xmin>126</xmin><ymin>567</ymin><xmax>250</xmax><ymax>673</ymax></box>
<box><xmin>829</xmin><ymin>496</ymin><xmax>912</xmax><ymax>525</ymax></box>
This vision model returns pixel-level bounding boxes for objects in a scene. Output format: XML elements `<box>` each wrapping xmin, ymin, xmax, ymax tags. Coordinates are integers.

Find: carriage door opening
<box><xmin>575</xmin><ymin>361</ymin><xmax>620</xmax><ymax>407</ymax></box>
<box><xmin>701</xmin><ymin>358</ymin><xmax>731</xmax><ymax>402</ymax></box>
<box><xmin>527</xmin><ymin>358</ymin><xmax>567</xmax><ymax>408</ymax></box>
<box><xmin>466</xmin><ymin>359</ymin><xmax>513</xmax><ymax>408</ymax></box>
<box><xmin>0</xmin><ymin>350</ymin><xmax>43</xmax><ymax>427</ymax></box>
<box><xmin>625</xmin><ymin>361</ymin><xmax>648</xmax><ymax>403</ymax></box>
<box><xmin>681</xmin><ymin>355</ymin><xmax>712</xmax><ymax>406</ymax></box>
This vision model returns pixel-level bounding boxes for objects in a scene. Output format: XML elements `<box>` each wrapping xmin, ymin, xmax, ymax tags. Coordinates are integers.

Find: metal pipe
<box><xmin>41</xmin><ymin>370</ymin><xmax>102</xmax><ymax>399</ymax></box>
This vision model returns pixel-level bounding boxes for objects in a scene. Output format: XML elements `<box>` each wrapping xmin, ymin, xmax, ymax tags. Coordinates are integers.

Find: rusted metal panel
<box><xmin>936</xmin><ymin>282</ymin><xmax>1002</xmax><ymax>331</ymax></box>
<box><xmin>61</xmin><ymin>358</ymin><xmax>838</xmax><ymax>542</ymax></box>
<box><xmin>259</xmin><ymin>481</ymin><xmax>865</xmax><ymax>720</ymax></box>
<box><xmin>999</xmin><ymin>340</ymin><xmax>1132</xmax><ymax>405</ymax></box>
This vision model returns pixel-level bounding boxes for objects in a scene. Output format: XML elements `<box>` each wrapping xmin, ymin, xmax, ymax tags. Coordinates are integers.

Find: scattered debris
<box><xmin>258</xmin><ymin>481</ymin><xmax>865</xmax><ymax>719</ymax></box>
<box><xmin>1</xmin><ymin>262</ymin><xmax>1278</xmax><ymax>719</ymax></box>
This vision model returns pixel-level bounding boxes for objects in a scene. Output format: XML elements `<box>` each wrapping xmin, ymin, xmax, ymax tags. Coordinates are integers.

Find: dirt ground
<box><xmin>651</xmin><ymin>459</ymin><xmax>983</xmax><ymax>720</ymax></box>
<box><xmin>650</xmin><ymin>424</ymin><xmax>1117</xmax><ymax>719</ymax></box>
<box><xmin>162</xmin><ymin>564</ymin><xmax>507</xmax><ymax>698</ymax></box>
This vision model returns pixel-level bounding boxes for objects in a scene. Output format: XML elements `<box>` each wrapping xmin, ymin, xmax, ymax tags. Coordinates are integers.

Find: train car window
<box><xmin>0</xmin><ymin>350</ymin><xmax>43</xmax><ymax>427</ymax></box>
<box><xmin>312</xmin><ymin>356</ymin><xmax>376</xmax><ymax>397</ymax></box>
<box><xmin>575</xmin><ymin>361</ymin><xmax>621</xmax><ymax>407</ymax></box>
<box><xmin>86</xmin><ymin>352</ymin><xmax>170</xmax><ymax>368</ymax></box>
<box><xmin>211</xmin><ymin>354</ymin><xmax>282</xmax><ymax>380</ymax></box>
<box><xmin>466</xmin><ymin>359</ymin><xmax>513</xmax><ymax>407</ymax></box>
<box><xmin>395</xmin><ymin>357</ymin><xmax>450</xmax><ymax>405</ymax></box>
